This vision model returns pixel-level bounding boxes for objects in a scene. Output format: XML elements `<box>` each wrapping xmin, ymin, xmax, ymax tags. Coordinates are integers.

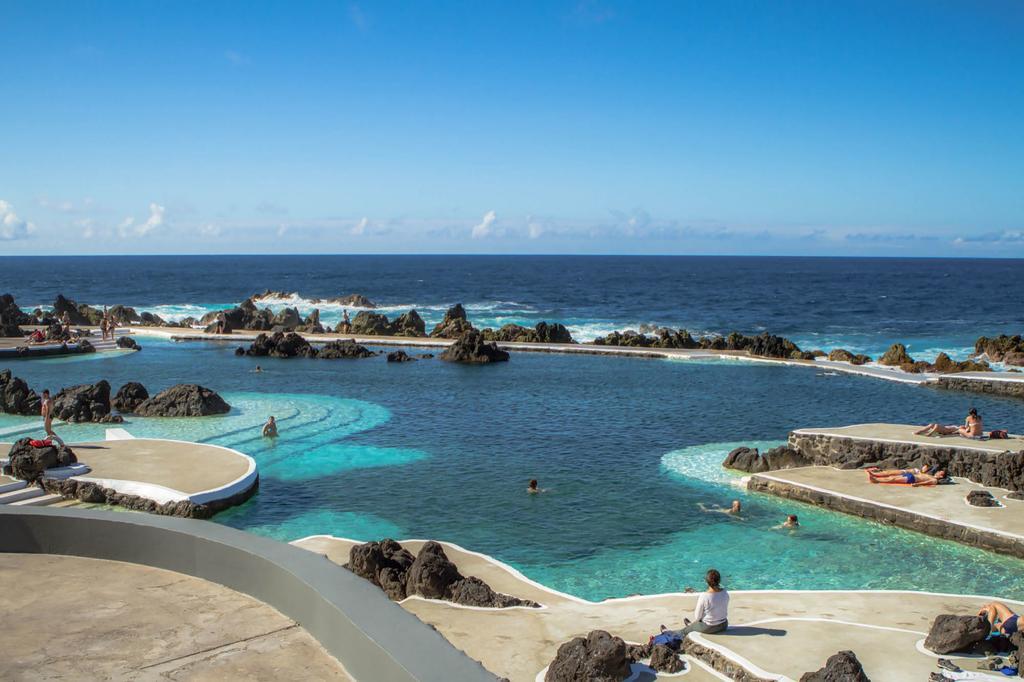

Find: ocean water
<box><xmin>3</xmin><ymin>255</ymin><xmax>1023</xmax><ymax>358</ymax></box>
<box><xmin>3</xmin><ymin>328</ymin><xmax>1024</xmax><ymax>602</ymax></box>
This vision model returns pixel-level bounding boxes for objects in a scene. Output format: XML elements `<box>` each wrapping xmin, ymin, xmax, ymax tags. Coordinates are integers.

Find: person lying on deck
<box><xmin>866</xmin><ymin>462</ymin><xmax>943</xmax><ymax>478</ymax></box>
<box><xmin>868</xmin><ymin>469</ymin><xmax>946</xmax><ymax>486</ymax></box>
<box><xmin>661</xmin><ymin>568</ymin><xmax>730</xmax><ymax>637</ymax></box>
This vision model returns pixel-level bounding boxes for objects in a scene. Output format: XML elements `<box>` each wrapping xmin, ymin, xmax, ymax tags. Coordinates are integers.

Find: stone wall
<box><xmin>936</xmin><ymin>376</ymin><xmax>1024</xmax><ymax>399</ymax></box>
<box><xmin>39</xmin><ymin>475</ymin><xmax>258</xmax><ymax>519</ymax></box>
<box><xmin>747</xmin><ymin>476</ymin><xmax>1024</xmax><ymax>559</ymax></box>
<box><xmin>786</xmin><ymin>431</ymin><xmax>1024</xmax><ymax>492</ymax></box>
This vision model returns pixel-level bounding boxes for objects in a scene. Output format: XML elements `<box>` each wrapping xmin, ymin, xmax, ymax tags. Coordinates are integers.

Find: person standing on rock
<box><xmin>340</xmin><ymin>309</ymin><xmax>351</xmax><ymax>333</ymax></box>
<box><xmin>41</xmin><ymin>390</ymin><xmax>65</xmax><ymax>446</ymax></box>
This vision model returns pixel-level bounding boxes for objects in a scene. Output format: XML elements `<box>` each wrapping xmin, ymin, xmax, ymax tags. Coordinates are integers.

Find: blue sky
<box><xmin>1</xmin><ymin>1</ymin><xmax>1021</xmax><ymax>256</ymax></box>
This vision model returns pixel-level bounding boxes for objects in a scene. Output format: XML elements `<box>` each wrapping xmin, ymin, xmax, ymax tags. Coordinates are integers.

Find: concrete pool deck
<box><xmin>792</xmin><ymin>423</ymin><xmax>1024</xmax><ymax>454</ymax></box>
<box><xmin>0</xmin><ymin>552</ymin><xmax>351</xmax><ymax>681</ymax></box>
<box><xmin>1</xmin><ymin>436</ymin><xmax>257</xmax><ymax>513</ymax></box>
<box><xmin>295</xmin><ymin>535</ymin><xmax>1021</xmax><ymax>682</ymax></box>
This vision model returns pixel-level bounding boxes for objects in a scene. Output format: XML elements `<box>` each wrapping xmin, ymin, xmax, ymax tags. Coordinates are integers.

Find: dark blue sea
<box><xmin>2</xmin><ymin>255</ymin><xmax>1023</xmax><ymax>600</ymax></box>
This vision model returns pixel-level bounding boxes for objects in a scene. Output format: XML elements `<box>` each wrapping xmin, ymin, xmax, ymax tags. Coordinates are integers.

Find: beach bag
<box><xmin>649</xmin><ymin>631</ymin><xmax>683</xmax><ymax>650</ymax></box>
<box><xmin>28</xmin><ymin>439</ymin><xmax>52</xmax><ymax>448</ymax></box>
<box><xmin>990</xmin><ymin>430</ymin><xmax>1009</xmax><ymax>439</ymax></box>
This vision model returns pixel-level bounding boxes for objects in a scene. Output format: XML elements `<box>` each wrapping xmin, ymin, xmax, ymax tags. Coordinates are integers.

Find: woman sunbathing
<box><xmin>915</xmin><ymin>408</ymin><xmax>983</xmax><ymax>438</ymax></box>
<box><xmin>868</xmin><ymin>469</ymin><xmax>946</xmax><ymax>486</ymax></box>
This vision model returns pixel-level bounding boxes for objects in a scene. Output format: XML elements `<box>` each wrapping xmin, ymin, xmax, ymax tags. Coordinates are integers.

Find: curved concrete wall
<box><xmin>0</xmin><ymin>507</ymin><xmax>495</xmax><ymax>682</ymax></box>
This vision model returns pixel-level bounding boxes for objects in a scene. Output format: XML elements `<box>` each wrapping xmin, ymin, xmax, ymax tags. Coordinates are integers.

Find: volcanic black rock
<box><xmin>430</xmin><ymin>304</ymin><xmax>474</xmax><ymax>338</ymax></box>
<box><xmin>112</xmin><ymin>382</ymin><xmax>149</xmax><ymax>413</ymax></box>
<box><xmin>440</xmin><ymin>330</ymin><xmax>510</xmax><ymax>364</ymax></box>
<box><xmin>116</xmin><ymin>336</ymin><xmax>140</xmax><ymax>350</ymax></box>
<box><xmin>6</xmin><ymin>438</ymin><xmax>77</xmax><ymax>482</ymax></box>
<box><xmin>0</xmin><ymin>369</ymin><xmax>41</xmax><ymax>415</ymax></box>
<box><xmin>386</xmin><ymin>350</ymin><xmax>416</xmax><ymax>363</ymax></box>
<box><xmin>133</xmin><ymin>384</ymin><xmax>230</xmax><ymax>417</ymax></box>
<box><xmin>52</xmin><ymin>380</ymin><xmax>115</xmax><ymax>422</ymax></box>
<box><xmin>925</xmin><ymin>614</ymin><xmax>990</xmax><ymax>654</ymax></box>
<box><xmin>800</xmin><ymin>650</ymin><xmax>870</xmax><ymax>682</ymax></box>
<box><xmin>966</xmin><ymin>490</ymin><xmax>1000</xmax><ymax>507</ymax></box>
<box><xmin>544</xmin><ymin>630</ymin><xmax>632</xmax><ymax>682</ymax></box>
<box><xmin>317</xmin><ymin>339</ymin><xmax>375</xmax><ymax>359</ymax></box>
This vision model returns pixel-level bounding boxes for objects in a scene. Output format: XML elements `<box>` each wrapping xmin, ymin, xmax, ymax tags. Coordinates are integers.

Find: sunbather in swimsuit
<box><xmin>868</xmin><ymin>469</ymin><xmax>946</xmax><ymax>486</ymax></box>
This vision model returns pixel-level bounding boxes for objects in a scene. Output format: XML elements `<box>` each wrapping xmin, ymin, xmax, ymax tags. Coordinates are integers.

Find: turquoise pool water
<box><xmin>3</xmin><ymin>337</ymin><xmax>1024</xmax><ymax>602</ymax></box>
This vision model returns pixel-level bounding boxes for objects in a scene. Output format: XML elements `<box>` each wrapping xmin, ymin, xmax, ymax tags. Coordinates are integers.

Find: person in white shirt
<box><xmin>664</xmin><ymin>568</ymin><xmax>729</xmax><ymax>637</ymax></box>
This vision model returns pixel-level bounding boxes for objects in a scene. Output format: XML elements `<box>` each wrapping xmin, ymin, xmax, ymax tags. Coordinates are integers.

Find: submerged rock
<box><xmin>799</xmin><ymin>650</ymin><xmax>870</xmax><ymax>682</ymax></box>
<box><xmin>112</xmin><ymin>382</ymin><xmax>149</xmax><ymax>413</ymax></box>
<box><xmin>133</xmin><ymin>384</ymin><xmax>230</xmax><ymax>417</ymax></box>
<box><xmin>545</xmin><ymin>630</ymin><xmax>632</xmax><ymax>682</ymax></box>
<box><xmin>440</xmin><ymin>330</ymin><xmax>510</xmax><ymax>364</ymax></box>
<box><xmin>386</xmin><ymin>350</ymin><xmax>416</xmax><ymax>363</ymax></box>
<box><xmin>6</xmin><ymin>438</ymin><xmax>77</xmax><ymax>482</ymax></box>
<box><xmin>0</xmin><ymin>369</ymin><xmax>41</xmax><ymax>416</ymax></box>
<box><xmin>925</xmin><ymin>614</ymin><xmax>990</xmax><ymax>654</ymax></box>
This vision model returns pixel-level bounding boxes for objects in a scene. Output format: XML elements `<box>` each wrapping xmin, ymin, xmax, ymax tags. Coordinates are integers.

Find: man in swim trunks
<box><xmin>40</xmin><ymin>390</ymin><xmax>65</xmax><ymax>446</ymax></box>
<box><xmin>868</xmin><ymin>469</ymin><xmax>945</xmax><ymax>486</ymax></box>
<box><xmin>978</xmin><ymin>602</ymin><xmax>1019</xmax><ymax>636</ymax></box>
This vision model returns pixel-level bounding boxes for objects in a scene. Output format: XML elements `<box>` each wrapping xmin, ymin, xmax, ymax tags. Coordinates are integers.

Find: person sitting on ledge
<box><xmin>916</xmin><ymin>408</ymin><xmax>983</xmax><ymax>439</ymax></box>
<box><xmin>869</xmin><ymin>468</ymin><xmax>946</xmax><ymax>486</ymax></box>
<box><xmin>661</xmin><ymin>568</ymin><xmax>730</xmax><ymax>637</ymax></box>
<box><xmin>978</xmin><ymin>602</ymin><xmax>1019</xmax><ymax>636</ymax></box>
<box><xmin>699</xmin><ymin>500</ymin><xmax>742</xmax><ymax>516</ymax></box>
<box><xmin>261</xmin><ymin>415</ymin><xmax>278</xmax><ymax>438</ymax></box>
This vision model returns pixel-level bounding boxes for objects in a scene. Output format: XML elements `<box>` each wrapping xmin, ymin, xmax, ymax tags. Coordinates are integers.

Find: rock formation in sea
<box><xmin>116</xmin><ymin>336</ymin><xmax>141</xmax><ymax>350</ymax></box>
<box><xmin>52</xmin><ymin>294</ymin><xmax>105</xmax><ymax>326</ymax></box>
<box><xmin>108</xmin><ymin>304</ymin><xmax>140</xmax><ymax>324</ymax></box>
<box><xmin>347</xmin><ymin>539</ymin><xmax>538</xmax><ymax>608</ymax></box>
<box><xmin>799</xmin><ymin>650</ymin><xmax>870</xmax><ymax>682</ymax></box>
<box><xmin>386</xmin><ymin>350</ymin><xmax>416</xmax><ymax>362</ymax></box>
<box><xmin>5</xmin><ymin>438</ymin><xmax>77</xmax><ymax>483</ymax></box>
<box><xmin>545</xmin><ymin>630</ymin><xmax>632</xmax><ymax>682</ymax></box>
<box><xmin>878</xmin><ymin>343</ymin><xmax>990</xmax><ymax>374</ymax></box>
<box><xmin>0</xmin><ymin>370</ymin><xmax>41</xmax><ymax>416</ymax></box>
<box><xmin>723</xmin><ymin>445</ymin><xmax>811</xmax><ymax>473</ymax></box>
<box><xmin>112</xmin><ymin>382</ymin><xmax>149</xmax><ymax>413</ymax></box>
<box><xmin>133</xmin><ymin>384</ymin><xmax>230</xmax><ymax>417</ymax></box>
<box><xmin>974</xmin><ymin>335</ymin><xmax>1024</xmax><ymax>366</ymax></box>
<box><xmin>342</xmin><ymin>309</ymin><xmax>426</xmax><ymax>337</ymax></box>
<box><xmin>440</xmin><ymin>329</ymin><xmax>510</xmax><ymax>363</ymax></box>
<box><xmin>925</xmin><ymin>614</ymin><xmax>990</xmax><ymax>654</ymax></box>
<box><xmin>52</xmin><ymin>380</ymin><xmax>122</xmax><ymax>423</ymax></box>
<box><xmin>139</xmin><ymin>311</ymin><xmax>168</xmax><ymax>327</ymax></box>
<box><xmin>481</xmin><ymin>321</ymin><xmax>575</xmax><ymax>344</ymax></box>
<box><xmin>429</xmin><ymin>304</ymin><xmax>475</xmax><ymax>338</ymax></box>
<box><xmin>827</xmin><ymin>349</ymin><xmax>873</xmax><ymax>365</ymax></box>
<box><xmin>0</xmin><ymin>294</ymin><xmax>33</xmax><ymax>325</ymax></box>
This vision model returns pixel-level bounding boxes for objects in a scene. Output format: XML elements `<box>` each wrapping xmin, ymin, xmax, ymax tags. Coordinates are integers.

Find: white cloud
<box><xmin>76</xmin><ymin>218</ymin><xmax>96</xmax><ymax>239</ymax></box>
<box><xmin>471</xmin><ymin>210</ymin><xmax>497</xmax><ymax>239</ymax></box>
<box><xmin>350</xmin><ymin>216</ymin><xmax>369</xmax><ymax>236</ymax></box>
<box><xmin>117</xmin><ymin>216</ymin><xmax>136</xmax><ymax>238</ymax></box>
<box><xmin>277</xmin><ymin>223</ymin><xmax>289</xmax><ymax>237</ymax></box>
<box><xmin>349</xmin><ymin>3</ymin><xmax>368</xmax><ymax>31</ymax></box>
<box><xmin>136</xmin><ymin>203</ymin><xmax>165</xmax><ymax>236</ymax></box>
<box><xmin>0</xmin><ymin>200</ymin><xmax>36</xmax><ymax>240</ymax></box>
<box><xmin>199</xmin><ymin>223</ymin><xmax>222</xmax><ymax>238</ymax></box>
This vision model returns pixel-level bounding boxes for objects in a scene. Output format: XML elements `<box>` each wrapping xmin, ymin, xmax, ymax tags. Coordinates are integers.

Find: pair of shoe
<box><xmin>937</xmin><ymin>658</ymin><xmax>961</xmax><ymax>673</ymax></box>
<box><xmin>978</xmin><ymin>656</ymin><xmax>1003</xmax><ymax>671</ymax></box>
<box><xmin>929</xmin><ymin>673</ymin><xmax>948</xmax><ymax>681</ymax></box>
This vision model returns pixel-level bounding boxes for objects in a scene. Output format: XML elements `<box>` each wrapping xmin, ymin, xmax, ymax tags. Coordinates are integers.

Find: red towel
<box><xmin>28</xmin><ymin>439</ymin><xmax>52</xmax><ymax>448</ymax></box>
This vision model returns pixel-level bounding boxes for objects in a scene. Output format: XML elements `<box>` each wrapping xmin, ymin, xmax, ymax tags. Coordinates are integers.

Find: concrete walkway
<box><xmin>294</xmin><ymin>535</ymin><xmax>1018</xmax><ymax>682</ymax></box>
<box><xmin>0</xmin><ymin>553</ymin><xmax>350</xmax><ymax>681</ymax></box>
